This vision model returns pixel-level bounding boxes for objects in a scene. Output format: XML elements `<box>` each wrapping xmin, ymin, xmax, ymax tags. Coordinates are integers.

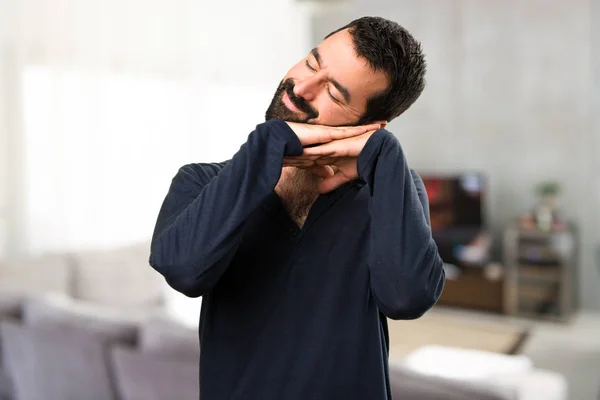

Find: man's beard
<box><xmin>267</xmin><ymin>79</ymin><xmax>323</xmax><ymax>216</ymax></box>
<box><xmin>265</xmin><ymin>79</ymin><xmax>319</xmax><ymax>123</ymax></box>
<box><xmin>275</xmin><ymin>167</ymin><xmax>320</xmax><ymax>222</ymax></box>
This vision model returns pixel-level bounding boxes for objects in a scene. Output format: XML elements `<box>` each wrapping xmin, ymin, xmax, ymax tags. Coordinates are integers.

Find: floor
<box><xmin>387</xmin><ymin>310</ymin><xmax>528</xmax><ymax>361</ymax></box>
<box><xmin>431</xmin><ymin>307</ymin><xmax>600</xmax><ymax>400</ymax></box>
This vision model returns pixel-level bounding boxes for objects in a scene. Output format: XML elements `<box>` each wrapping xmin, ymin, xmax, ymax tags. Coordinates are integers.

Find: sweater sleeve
<box><xmin>149</xmin><ymin>119</ymin><xmax>303</xmax><ymax>297</ymax></box>
<box><xmin>357</xmin><ymin>129</ymin><xmax>445</xmax><ymax>320</ymax></box>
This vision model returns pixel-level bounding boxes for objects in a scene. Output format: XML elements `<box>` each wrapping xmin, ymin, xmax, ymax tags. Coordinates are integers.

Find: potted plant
<box><xmin>534</xmin><ymin>181</ymin><xmax>561</xmax><ymax>232</ymax></box>
<box><xmin>535</xmin><ymin>181</ymin><xmax>561</xmax><ymax>212</ymax></box>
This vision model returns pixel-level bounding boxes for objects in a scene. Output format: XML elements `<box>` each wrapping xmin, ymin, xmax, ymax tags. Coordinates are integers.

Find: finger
<box><xmin>318</xmin><ymin>172</ymin><xmax>351</xmax><ymax>194</ymax></box>
<box><xmin>301</xmin><ymin>142</ymin><xmax>337</xmax><ymax>157</ymax></box>
<box><xmin>283</xmin><ymin>163</ymin><xmax>315</xmax><ymax>169</ymax></box>
<box><xmin>330</xmin><ymin>124</ymin><xmax>381</xmax><ymax>140</ymax></box>
<box><xmin>304</xmin><ymin>125</ymin><xmax>378</xmax><ymax>146</ymax></box>
<box><xmin>335</xmin><ymin>123</ymin><xmax>381</xmax><ymax>132</ymax></box>
<box><xmin>286</xmin><ymin>155</ymin><xmax>321</xmax><ymax>161</ymax></box>
<box><xmin>283</xmin><ymin>160</ymin><xmax>314</xmax><ymax>168</ymax></box>
<box><xmin>306</xmin><ymin>165</ymin><xmax>335</xmax><ymax>179</ymax></box>
<box><xmin>315</xmin><ymin>157</ymin><xmax>337</xmax><ymax>165</ymax></box>
<box><xmin>283</xmin><ymin>157</ymin><xmax>315</xmax><ymax>164</ymax></box>
<box><xmin>293</xmin><ymin>123</ymin><xmax>380</xmax><ymax>147</ymax></box>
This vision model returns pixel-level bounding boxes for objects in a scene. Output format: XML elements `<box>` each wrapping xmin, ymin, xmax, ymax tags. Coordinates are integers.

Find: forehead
<box><xmin>317</xmin><ymin>30</ymin><xmax>389</xmax><ymax>104</ymax></box>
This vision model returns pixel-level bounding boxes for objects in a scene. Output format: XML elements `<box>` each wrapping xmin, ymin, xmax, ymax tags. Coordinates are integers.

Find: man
<box><xmin>150</xmin><ymin>16</ymin><xmax>445</xmax><ymax>399</ymax></box>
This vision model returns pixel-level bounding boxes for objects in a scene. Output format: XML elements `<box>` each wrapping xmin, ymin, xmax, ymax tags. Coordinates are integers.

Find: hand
<box><xmin>285</xmin><ymin>122</ymin><xmax>382</xmax><ymax>148</ymax></box>
<box><xmin>282</xmin><ymin>122</ymin><xmax>380</xmax><ymax>169</ymax></box>
<box><xmin>286</xmin><ymin>127</ymin><xmax>382</xmax><ymax>193</ymax></box>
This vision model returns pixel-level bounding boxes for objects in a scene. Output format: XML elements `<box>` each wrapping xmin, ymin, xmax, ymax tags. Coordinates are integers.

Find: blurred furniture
<box><xmin>0</xmin><ymin>241</ymin><xmax>165</xmax><ymax>400</ymax></box>
<box><xmin>434</xmin><ymin>229</ymin><xmax>502</xmax><ymax>312</ymax></box>
<box><xmin>0</xmin><ymin>241</ymin><xmax>164</xmax><ymax>307</ymax></box>
<box><xmin>111</xmin><ymin>346</ymin><xmax>199</xmax><ymax>400</ymax></box>
<box><xmin>0</xmin><ymin>241</ymin><xmax>568</xmax><ymax>400</ymax></box>
<box><xmin>395</xmin><ymin>345</ymin><xmax>568</xmax><ymax>400</ymax></box>
<box><xmin>420</xmin><ymin>172</ymin><xmax>503</xmax><ymax>312</ymax></box>
<box><xmin>1</xmin><ymin>293</ymin><xmax>141</xmax><ymax>400</ymax></box>
<box><xmin>389</xmin><ymin>364</ymin><xmax>514</xmax><ymax>400</ymax></box>
<box><xmin>1</xmin><ymin>320</ymin><xmax>130</xmax><ymax>400</ymax></box>
<box><xmin>2</xmin><ymin>307</ymin><xmax>567</xmax><ymax>400</ymax></box>
<box><xmin>0</xmin><ymin>306</ymin><xmax>199</xmax><ymax>400</ymax></box>
<box><xmin>438</xmin><ymin>263</ymin><xmax>504</xmax><ymax>313</ymax></box>
<box><xmin>110</xmin><ymin>313</ymin><xmax>200</xmax><ymax>400</ymax></box>
<box><xmin>503</xmin><ymin>224</ymin><xmax>577</xmax><ymax>321</ymax></box>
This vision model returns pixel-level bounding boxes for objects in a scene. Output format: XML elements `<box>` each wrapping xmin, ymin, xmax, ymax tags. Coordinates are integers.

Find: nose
<box><xmin>293</xmin><ymin>71</ymin><xmax>326</xmax><ymax>102</ymax></box>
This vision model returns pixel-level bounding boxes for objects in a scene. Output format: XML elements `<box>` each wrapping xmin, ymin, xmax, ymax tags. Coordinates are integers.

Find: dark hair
<box><xmin>326</xmin><ymin>16</ymin><xmax>426</xmax><ymax>123</ymax></box>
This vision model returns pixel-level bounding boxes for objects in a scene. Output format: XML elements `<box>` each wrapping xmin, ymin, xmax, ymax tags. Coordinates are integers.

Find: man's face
<box><xmin>266</xmin><ymin>29</ymin><xmax>389</xmax><ymax>126</ymax></box>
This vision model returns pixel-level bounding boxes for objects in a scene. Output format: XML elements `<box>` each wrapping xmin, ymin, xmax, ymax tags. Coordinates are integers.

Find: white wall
<box><xmin>0</xmin><ymin>0</ymin><xmax>316</xmax><ymax>256</ymax></box>
<box><xmin>20</xmin><ymin>68</ymin><xmax>278</xmax><ymax>253</ymax></box>
<box><xmin>313</xmin><ymin>0</ymin><xmax>600</xmax><ymax>309</ymax></box>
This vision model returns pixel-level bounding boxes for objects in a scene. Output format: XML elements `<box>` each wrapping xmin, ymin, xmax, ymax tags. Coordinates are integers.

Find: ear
<box><xmin>374</xmin><ymin>120</ymin><xmax>388</xmax><ymax>130</ymax></box>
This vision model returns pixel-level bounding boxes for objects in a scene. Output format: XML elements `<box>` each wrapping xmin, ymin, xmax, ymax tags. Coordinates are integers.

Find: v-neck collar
<box><xmin>261</xmin><ymin>181</ymin><xmax>360</xmax><ymax>243</ymax></box>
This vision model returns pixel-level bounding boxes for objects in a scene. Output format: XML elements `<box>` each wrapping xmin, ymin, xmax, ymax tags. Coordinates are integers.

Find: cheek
<box><xmin>314</xmin><ymin>100</ymin><xmax>349</xmax><ymax>125</ymax></box>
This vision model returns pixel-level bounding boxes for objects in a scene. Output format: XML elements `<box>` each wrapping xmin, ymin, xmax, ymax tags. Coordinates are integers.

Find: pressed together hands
<box><xmin>283</xmin><ymin>122</ymin><xmax>384</xmax><ymax>194</ymax></box>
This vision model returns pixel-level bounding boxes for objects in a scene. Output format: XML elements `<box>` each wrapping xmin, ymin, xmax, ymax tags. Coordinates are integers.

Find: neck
<box><xmin>275</xmin><ymin>167</ymin><xmax>319</xmax><ymax>227</ymax></box>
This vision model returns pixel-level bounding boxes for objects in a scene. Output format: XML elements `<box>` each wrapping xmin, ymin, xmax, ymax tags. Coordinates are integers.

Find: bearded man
<box><xmin>150</xmin><ymin>16</ymin><xmax>445</xmax><ymax>400</ymax></box>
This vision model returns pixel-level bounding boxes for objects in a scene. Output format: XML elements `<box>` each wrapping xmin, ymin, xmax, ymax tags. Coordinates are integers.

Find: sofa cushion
<box><xmin>139</xmin><ymin>315</ymin><xmax>199</xmax><ymax>360</ymax></box>
<box><xmin>494</xmin><ymin>369</ymin><xmax>568</xmax><ymax>400</ymax></box>
<box><xmin>0</xmin><ymin>253</ymin><xmax>71</xmax><ymax>296</ymax></box>
<box><xmin>70</xmin><ymin>241</ymin><xmax>164</xmax><ymax>308</ymax></box>
<box><xmin>403</xmin><ymin>345</ymin><xmax>533</xmax><ymax>380</ymax></box>
<box><xmin>389</xmin><ymin>364</ymin><xmax>516</xmax><ymax>400</ymax></box>
<box><xmin>22</xmin><ymin>293</ymin><xmax>141</xmax><ymax>343</ymax></box>
<box><xmin>1</xmin><ymin>320</ymin><xmax>119</xmax><ymax>400</ymax></box>
<box><xmin>111</xmin><ymin>345</ymin><xmax>199</xmax><ymax>400</ymax></box>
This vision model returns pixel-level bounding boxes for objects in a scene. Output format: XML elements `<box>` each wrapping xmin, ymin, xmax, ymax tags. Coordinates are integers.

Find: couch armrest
<box><xmin>1</xmin><ymin>319</ymin><xmax>119</xmax><ymax>400</ymax></box>
<box><xmin>22</xmin><ymin>293</ymin><xmax>144</xmax><ymax>343</ymax></box>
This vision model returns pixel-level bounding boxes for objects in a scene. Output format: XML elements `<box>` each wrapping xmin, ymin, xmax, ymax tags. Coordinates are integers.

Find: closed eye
<box><xmin>327</xmin><ymin>88</ymin><xmax>340</xmax><ymax>103</ymax></box>
<box><xmin>305</xmin><ymin>59</ymin><xmax>341</xmax><ymax>104</ymax></box>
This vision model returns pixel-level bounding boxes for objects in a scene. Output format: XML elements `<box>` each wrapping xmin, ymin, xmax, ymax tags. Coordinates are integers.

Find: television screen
<box><xmin>420</xmin><ymin>172</ymin><xmax>488</xmax><ymax>268</ymax></box>
<box><xmin>420</xmin><ymin>172</ymin><xmax>485</xmax><ymax>231</ymax></box>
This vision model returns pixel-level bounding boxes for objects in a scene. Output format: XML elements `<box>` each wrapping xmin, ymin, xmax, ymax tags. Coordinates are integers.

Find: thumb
<box><xmin>317</xmin><ymin>172</ymin><xmax>350</xmax><ymax>194</ymax></box>
<box><xmin>306</xmin><ymin>164</ymin><xmax>335</xmax><ymax>179</ymax></box>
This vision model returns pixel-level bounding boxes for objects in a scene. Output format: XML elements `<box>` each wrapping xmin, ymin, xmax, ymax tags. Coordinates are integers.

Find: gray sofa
<box><xmin>2</xmin><ymin>302</ymin><xmax>513</xmax><ymax>400</ymax></box>
<box><xmin>1</xmin><ymin>304</ymin><xmax>200</xmax><ymax>400</ymax></box>
<box><xmin>0</xmin><ymin>242</ymin><xmax>167</xmax><ymax>400</ymax></box>
<box><xmin>0</xmin><ymin>242</ymin><xmax>565</xmax><ymax>400</ymax></box>
<box><xmin>0</xmin><ymin>295</ymin><xmax>538</xmax><ymax>400</ymax></box>
<box><xmin>111</xmin><ymin>346</ymin><xmax>199</xmax><ymax>400</ymax></box>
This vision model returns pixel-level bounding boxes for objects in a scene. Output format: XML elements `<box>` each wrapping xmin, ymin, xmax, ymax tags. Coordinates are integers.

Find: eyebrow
<box><xmin>311</xmin><ymin>47</ymin><xmax>352</xmax><ymax>104</ymax></box>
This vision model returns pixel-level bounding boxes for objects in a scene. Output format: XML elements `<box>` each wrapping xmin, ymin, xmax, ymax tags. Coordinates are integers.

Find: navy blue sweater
<box><xmin>149</xmin><ymin>119</ymin><xmax>445</xmax><ymax>400</ymax></box>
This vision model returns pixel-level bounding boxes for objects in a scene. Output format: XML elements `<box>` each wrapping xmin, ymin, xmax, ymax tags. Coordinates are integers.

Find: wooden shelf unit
<box><xmin>503</xmin><ymin>224</ymin><xmax>577</xmax><ymax>322</ymax></box>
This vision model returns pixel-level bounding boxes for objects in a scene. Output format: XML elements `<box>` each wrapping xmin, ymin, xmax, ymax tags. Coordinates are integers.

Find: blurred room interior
<box><xmin>0</xmin><ymin>0</ymin><xmax>599</xmax><ymax>399</ymax></box>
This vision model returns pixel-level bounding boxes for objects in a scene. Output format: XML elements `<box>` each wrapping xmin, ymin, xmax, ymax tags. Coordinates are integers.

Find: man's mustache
<box><xmin>283</xmin><ymin>80</ymin><xmax>319</xmax><ymax>120</ymax></box>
